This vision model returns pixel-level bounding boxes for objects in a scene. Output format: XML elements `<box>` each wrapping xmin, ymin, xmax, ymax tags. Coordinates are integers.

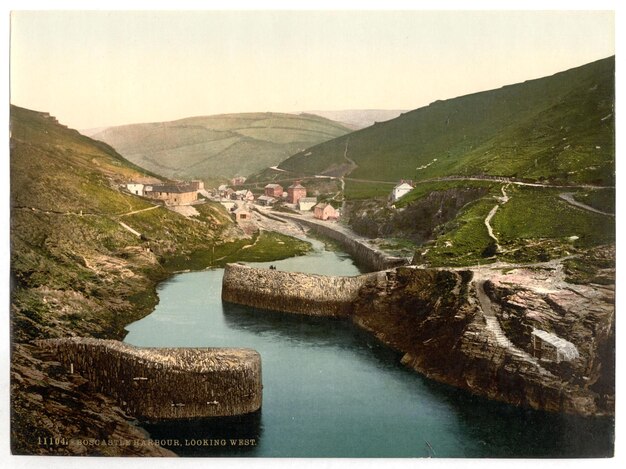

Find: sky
<box><xmin>10</xmin><ymin>10</ymin><xmax>615</xmax><ymax>130</ymax></box>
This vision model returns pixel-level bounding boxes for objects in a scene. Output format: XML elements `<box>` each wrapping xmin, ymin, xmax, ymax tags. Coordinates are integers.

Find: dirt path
<box><xmin>473</xmin><ymin>279</ymin><xmax>552</xmax><ymax>374</ymax></box>
<box><xmin>559</xmin><ymin>192</ymin><xmax>614</xmax><ymax>217</ymax></box>
<box><xmin>117</xmin><ymin>204</ymin><xmax>160</xmax><ymax>218</ymax></box>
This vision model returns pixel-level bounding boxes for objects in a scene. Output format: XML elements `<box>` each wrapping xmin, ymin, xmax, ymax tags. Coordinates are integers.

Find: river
<box><xmin>123</xmin><ymin>238</ymin><xmax>613</xmax><ymax>457</ymax></box>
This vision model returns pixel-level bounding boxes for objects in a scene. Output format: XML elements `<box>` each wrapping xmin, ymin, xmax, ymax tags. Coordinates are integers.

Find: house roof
<box><xmin>233</xmin><ymin>206</ymin><xmax>250</xmax><ymax>214</ymax></box>
<box><xmin>288</xmin><ymin>183</ymin><xmax>305</xmax><ymax>189</ymax></box>
<box><xmin>258</xmin><ymin>195</ymin><xmax>276</xmax><ymax>202</ymax></box>
<box><xmin>531</xmin><ymin>329</ymin><xmax>579</xmax><ymax>360</ymax></box>
<box><xmin>265</xmin><ymin>183</ymin><xmax>282</xmax><ymax>189</ymax></box>
<box><xmin>299</xmin><ymin>197</ymin><xmax>317</xmax><ymax>203</ymax></box>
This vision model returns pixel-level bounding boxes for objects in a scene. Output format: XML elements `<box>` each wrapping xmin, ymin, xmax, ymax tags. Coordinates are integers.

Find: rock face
<box><xmin>37</xmin><ymin>338</ymin><xmax>262</xmax><ymax>420</ymax></box>
<box><xmin>221</xmin><ymin>264</ymin><xmax>614</xmax><ymax>416</ymax></box>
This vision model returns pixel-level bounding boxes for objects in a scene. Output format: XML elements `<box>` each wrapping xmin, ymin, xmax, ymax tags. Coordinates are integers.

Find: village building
<box><xmin>287</xmin><ymin>181</ymin><xmax>307</xmax><ymax>205</ymax></box>
<box><xmin>531</xmin><ymin>329</ymin><xmax>579</xmax><ymax>363</ymax></box>
<box><xmin>232</xmin><ymin>189</ymin><xmax>254</xmax><ymax>202</ymax></box>
<box><xmin>144</xmin><ymin>183</ymin><xmax>198</xmax><ymax>206</ymax></box>
<box><xmin>257</xmin><ymin>195</ymin><xmax>277</xmax><ymax>206</ymax></box>
<box><xmin>391</xmin><ymin>181</ymin><xmax>414</xmax><ymax>202</ymax></box>
<box><xmin>298</xmin><ymin>197</ymin><xmax>318</xmax><ymax>211</ymax></box>
<box><xmin>313</xmin><ymin>202</ymin><xmax>339</xmax><ymax>221</ymax></box>
<box><xmin>189</xmin><ymin>180</ymin><xmax>205</xmax><ymax>191</ymax></box>
<box><xmin>232</xmin><ymin>206</ymin><xmax>251</xmax><ymax>222</ymax></box>
<box><xmin>264</xmin><ymin>183</ymin><xmax>284</xmax><ymax>198</ymax></box>
<box><xmin>231</xmin><ymin>176</ymin><xmax>247</xmax><ymax>186</ymax></box>
<box><xmin>126</xmin><ymin>183</ymin><xmax>145</xmax><ymax>196</ymax></box>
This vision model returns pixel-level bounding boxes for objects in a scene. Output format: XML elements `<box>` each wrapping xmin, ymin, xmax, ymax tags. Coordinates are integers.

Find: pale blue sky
<box><xmin>10</xmin><ymin>10</ymin><xmax>614</xmax><ymax>129</ymax></box>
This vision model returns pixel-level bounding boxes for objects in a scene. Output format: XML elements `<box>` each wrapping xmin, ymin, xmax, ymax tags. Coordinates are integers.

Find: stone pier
<box><xmin>222</xmin><ymin>262</ymin><xmax>382</xmax><ymax>317</ymax></box>
<box><xmin>37</xmin><ymin>337</ymin><xmax>262</xmax><ymax>420</ymax></box>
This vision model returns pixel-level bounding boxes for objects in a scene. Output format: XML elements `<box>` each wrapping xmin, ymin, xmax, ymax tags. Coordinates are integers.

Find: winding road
<box><xmin>558</xmin><ymin>192</ymin><xmax>614</xmax><ymax>217</ymax></box>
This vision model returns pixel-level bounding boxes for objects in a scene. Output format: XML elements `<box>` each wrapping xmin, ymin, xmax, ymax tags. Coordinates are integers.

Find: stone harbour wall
<box><xmin>36</xmin><ymin>337</ymin><xmax>262</xmax><ymax>420</ymax></box>
<box><xmin>276</xmin><ymin>214</ymin><xmax>408</xmax><ymax>271</ymax></box>
<box><xmin>221</xmin><ymin>263</ymin><xmax>613</xmax><ymax>416</ymax></box>
<box><xmin>222</xmin><ymin>263</ymin><xmax>382</xmax><ymax>317</ymax></box>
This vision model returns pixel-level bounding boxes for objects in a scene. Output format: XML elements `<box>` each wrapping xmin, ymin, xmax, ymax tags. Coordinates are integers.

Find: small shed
<box><xmin>531</xmin><ymin>329</ymin><xmax>579</xmax><ymax>363</ymax></box>
<box><xmin>257</xmin><ymin>195</ymin><xmax>277</xmax><ymax>206</ymax></box>
<box><xmin>232</xmin><ymin>206</ymin><xmax>252</xmax><ymax>222</ymax></box>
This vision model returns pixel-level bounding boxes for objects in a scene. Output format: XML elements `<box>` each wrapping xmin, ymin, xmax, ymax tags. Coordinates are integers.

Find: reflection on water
<box><xmin>125</xmin><ymin>240</ymin><xmax>614</xmax><ymax>458</ymax></box>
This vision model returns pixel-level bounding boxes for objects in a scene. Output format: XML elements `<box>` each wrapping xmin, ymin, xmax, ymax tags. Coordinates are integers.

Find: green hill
<box><xmin>86</xmin><ymin>112</ymin><xmax>352</xmax><ymax>182</ymax></box>
<box><xmin>251</xmin><ymin>58</ymin><xmax>615</xmax><ymax>268</ymax></box>
<box><xmin>10</xmin><ymin>105</ymin><xmax>312</xmax><ymax>455</ymax></box>
<box><xmin>277</xmin><ymin>56</ymin><xmax>614</xmax><ymax>191</ymax></box>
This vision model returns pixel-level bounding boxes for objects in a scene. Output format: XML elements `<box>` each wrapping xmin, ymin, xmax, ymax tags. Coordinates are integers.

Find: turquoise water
<box><xmin>123</xmin><ymin>240</ymin><xmax>613</xmax><ymax>457</ymax></box>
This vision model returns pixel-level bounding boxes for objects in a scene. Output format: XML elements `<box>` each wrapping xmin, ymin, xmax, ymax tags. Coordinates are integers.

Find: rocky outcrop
<box><xmin>36</xmin><ymin>338</ymin><xmax>262</xmax><ymax>420</ymax></box>
<box><xmin>221</xmin><ymin>263</ymin><xmax>614</xmax><ymax>416</ymax></box>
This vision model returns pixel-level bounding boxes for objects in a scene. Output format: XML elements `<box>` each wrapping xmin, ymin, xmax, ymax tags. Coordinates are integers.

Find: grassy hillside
<box><xmin>9</xmin><ymin>105</ymin><xmax>311</xmax><ymax>455</ymax></box>
<box><xmin>87</xmin><ymin>112</ymin><xmax>352</xmax><ymax>181</ymax></box>
<box><xmin>278</xmin><ymin>57</ymin><xmax>614</xmax><ymax>189</ymax></box>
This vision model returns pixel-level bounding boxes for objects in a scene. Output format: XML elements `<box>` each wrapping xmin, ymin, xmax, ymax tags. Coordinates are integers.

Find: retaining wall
<box><xmin>277</xmin><ymin>214</ymin><xmax>408</xmax><ymax>272</ymax></box>
<box><xmin>37</xmin><ymin>337</ymin><xmax>262</xmax><ymax>420</ymax></box>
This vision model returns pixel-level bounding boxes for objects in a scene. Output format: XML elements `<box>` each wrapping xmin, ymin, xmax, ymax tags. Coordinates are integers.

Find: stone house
<box><xmin>314</xmin><ymin>203</ymin><xmax>339</xmax><ymax>221</ymax></box>
<box><xmin>287</xmin><ymin>181</ymin><xmax>307</xmax><ymax>204</ymax></box>
<box><xmin>264</xmin><ymin>183</ymin><xmax>284</xmax><ymax>198</ymax></box>
<box><xmin>144</xmin><ymin>183</ymin><xmax>197</xmax><ymax>206</ymax></box>
<box><xmin>391</xmin><ymin>181</ymin><xmax>414</xmax><ymax>202</ymax></box>
<box><xmin>531</xmin><ymin>329</ymin><xmax>579</xmax><ymax>363</ymax></box>
<box><xmin>298</xmin><ymin>197</ymin><xmax>318</xmax><ymax>211</ymax></box>
<box><xmin>231</xmin><ymin>176</ymin><xmax>247</xmax><ymax>186</ymax></box>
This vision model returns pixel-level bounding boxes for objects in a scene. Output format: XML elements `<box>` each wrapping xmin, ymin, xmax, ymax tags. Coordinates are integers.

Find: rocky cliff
<box><xmin>222</xmin><ymin>262</ymin><xmax>614</xmax><ymax>416</ymax></box>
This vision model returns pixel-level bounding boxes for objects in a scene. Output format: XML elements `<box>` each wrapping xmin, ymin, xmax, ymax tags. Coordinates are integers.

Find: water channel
<box><xmin>123</xmin><ymin>237</ymin><xmax>613</xmax><ymax>457</ymax></box>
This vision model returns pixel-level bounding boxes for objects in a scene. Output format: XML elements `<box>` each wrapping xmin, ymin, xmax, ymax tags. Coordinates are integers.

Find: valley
<box><xmin>9</xmin><ymin>55</ymin><xmax>615</xmax><ymax>457</ymax></box>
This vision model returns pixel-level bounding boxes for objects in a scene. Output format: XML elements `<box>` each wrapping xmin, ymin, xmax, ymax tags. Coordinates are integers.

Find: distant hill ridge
<box><xmin>277</xmin><ymin>56</ymin><xmax>614</xmax><ymax>188</ymax></box>
<box><xmin>86</xmin><ymin>112</ymin><xmax>353</xmax><ymax>181</ymax></box>
<box><xmin>301</xmin><ymin>109</ymin><xmax>406</xmax><ymax>129</ymax></box>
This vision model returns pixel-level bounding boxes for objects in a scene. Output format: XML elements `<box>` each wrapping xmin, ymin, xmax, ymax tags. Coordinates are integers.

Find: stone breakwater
<box><xmin>36</xmin><ymin>337</ymin><xmax>262</xmax><ymax>420</ymax></box>
<box><xmin>222</xmin><ymin>263</ymin><xmax>381</xmax><ymax>317</ymax></box>
<box><xmin>276</xmin><ymin>213</ymin><xmax>408</xmax><ymax>271</ymax></box>
<box><xmin>221</xmin><ymin>263</ymin><xmax>614</xmax><ymax>416</ymax></box>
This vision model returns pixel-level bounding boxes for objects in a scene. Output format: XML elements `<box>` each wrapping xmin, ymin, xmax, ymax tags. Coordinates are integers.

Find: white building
<box><xmin>127</xmin><ymin>183</ymin><xmax>145</xmax><ymax>196</ymax></box>
<box><xmin>298</xmin><ymin>197</ymin><xmax>318</xmax><ymax>211</ymax></box>
<box><xmin>391</xmin><ymin>182</ymin><xmax>413</xmax><ymax>202</ymax></box>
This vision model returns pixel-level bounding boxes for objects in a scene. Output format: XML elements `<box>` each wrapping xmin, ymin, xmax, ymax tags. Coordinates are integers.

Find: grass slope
<box><xmin>88</xmin><ymin>112</ymin><xmax>352</xmax><ymax>181</ymax></box>
<box><xmin>278</xmin><ymin>57</ymin><xmax>614</xmax><ymax>189</ymax></box>
<box><xmin>10</xmin><ymin>105</ymin><xmax>315</xmax><ymax>455</ymax></box>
